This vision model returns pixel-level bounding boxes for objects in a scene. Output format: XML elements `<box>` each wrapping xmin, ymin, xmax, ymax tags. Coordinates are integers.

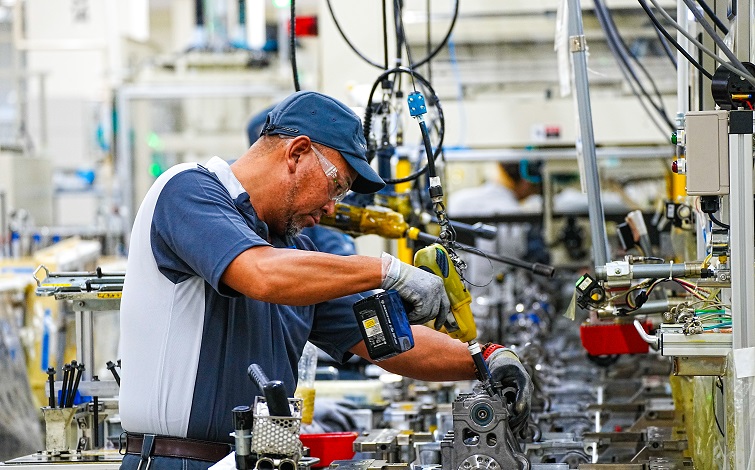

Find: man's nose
<box><xmin>322</xmin><ymin>199</ymin><xmax>336</xmax><ymax>215</ymax></box>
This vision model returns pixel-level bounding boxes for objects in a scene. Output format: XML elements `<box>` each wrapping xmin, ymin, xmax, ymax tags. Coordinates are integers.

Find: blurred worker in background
<box><xmin>448</xmin><ymin>160</ymin><xmax>547</xmax><ymax>272</ymax></box>
<box><xmin>447</xmin><ymin>161</ymin><xmax>548</xmax><ymax>342</ymax></box>
<box><xmin>118</xmin><ymin>91</ymin><xmax>532</xmax><ymax>470</ymax></box>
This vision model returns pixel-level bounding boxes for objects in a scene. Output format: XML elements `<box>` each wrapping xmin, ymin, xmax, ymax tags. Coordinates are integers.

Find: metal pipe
<box><xmin>729</xmin><ymin>113</ymin><xmax>755</xmax><ymax>468</ymax></box>
<box><xmin>278</xmin><ymin>459</ymin><xmax>297</xmax><ymax>470</ymax></box>
<box><xmin>595</xmin><ymin>262</ymin><xmax>705</xmax><ymax>281</ymax></box>
<box><xmin>254</xmin><ymin>457</ymin><xmax>275</xmax><ymax>470</ymax></box>
<box><xmin>567</xmin><ymin>0</ymin><xmax>610</xmax><ymax>267</ymax></box>
<box><xmin>676</xmin><ymin>0</ymin><xmax>689</xmax><ymax>119</ymax></box>
<box><xmin>630</xmin><ymin>298</ymin><xmax>683</xmax><ymax>316</ymax></box>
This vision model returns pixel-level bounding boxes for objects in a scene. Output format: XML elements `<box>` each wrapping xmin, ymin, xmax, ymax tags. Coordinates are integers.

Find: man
<box><xmin>118</xmin><ymin>91</ymin><xmax>530</xmax><ymax>470</ymax></box>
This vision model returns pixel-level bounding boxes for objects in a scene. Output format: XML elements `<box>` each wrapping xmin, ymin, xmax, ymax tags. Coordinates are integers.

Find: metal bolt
<box><xmin>78</xmin><ymin>301</ymin><xmax>85</xmax><ymax>308</ymax></box>
<box><xmin>615</xmin><ymin>268</ymin><xmax>621</xmax><ymax>274</ymax></box>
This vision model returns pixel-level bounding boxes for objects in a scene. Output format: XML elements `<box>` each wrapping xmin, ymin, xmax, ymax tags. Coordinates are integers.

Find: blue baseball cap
<box><xmin>260</xmin><ymin>91</ymin><xmax>385</xmax><ymax>194</ymax></box>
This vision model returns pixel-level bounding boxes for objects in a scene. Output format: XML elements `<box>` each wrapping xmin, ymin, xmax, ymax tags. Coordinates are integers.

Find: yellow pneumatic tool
<box><xmin>413</xmin><ymin>243</ymin><xmax>475</xmax><ymax>342</ymax></box>
<box><xmin>327</xmin><ymin>203</ymin><xmax>495</xmax><ymax>391</ymax></box>
<box><xmin>413</xmin><ymin>243</ymin><xmax>493</xmax><ymax>393</ymax></box>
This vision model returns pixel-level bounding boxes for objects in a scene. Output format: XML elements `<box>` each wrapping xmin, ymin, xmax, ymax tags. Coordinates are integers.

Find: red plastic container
<box><xmin>299</xmin><ymin>432</ymin><xmax>358</xmax><ymax>467</ymax></box>
<box><xmin>580</xmin><ymin>320</ymin><xmax>652</xmax><ymax>355</ymax></box>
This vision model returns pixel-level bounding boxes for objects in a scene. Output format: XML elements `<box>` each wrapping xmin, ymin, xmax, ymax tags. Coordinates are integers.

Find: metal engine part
<box><xmin>440</xmin><ymin>391</ymin><xmax>528</xmax><ymax>470</ymax></box>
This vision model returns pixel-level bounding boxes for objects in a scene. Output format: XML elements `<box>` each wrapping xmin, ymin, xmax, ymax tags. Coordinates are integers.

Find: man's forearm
<box><xmin>222</xmin><ymin>246</ymin><xmax>382</xmax><ymax>305</ymax></box>
<box><xmin>351</xmin><ymin>325</ymin><xmax>477</xmax><ymax>381</ymax></box>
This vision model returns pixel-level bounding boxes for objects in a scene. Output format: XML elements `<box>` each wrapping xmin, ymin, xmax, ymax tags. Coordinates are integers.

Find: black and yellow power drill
<box><xmin>413</xmin><ymin>243</ymin><xmax>494</xmax><ymax>394</ymax></box>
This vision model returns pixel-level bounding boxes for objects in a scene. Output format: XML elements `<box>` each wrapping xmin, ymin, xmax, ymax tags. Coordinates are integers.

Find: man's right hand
<box><xmin>380</xmin><ymin>253</ymin><xmax>450</xmax><ymax>329</ymax></box>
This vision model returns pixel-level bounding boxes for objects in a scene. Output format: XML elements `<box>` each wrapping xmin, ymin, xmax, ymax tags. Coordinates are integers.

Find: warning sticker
<box><xmin>97</xmin><ymin>292</ymin><xmax>122</xmax><ymax>299</ymax></box>
<box><xmin>362</xmin><ymin>312</ymin><xmax>386</xmax><ymax>348</ymax></box>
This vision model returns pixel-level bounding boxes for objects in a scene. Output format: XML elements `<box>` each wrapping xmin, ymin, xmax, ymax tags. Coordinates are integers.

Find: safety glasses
<box><xmin>310</xmin><ymin>145</ymin><xmax>352</xmax><ymax>203</ymax></box>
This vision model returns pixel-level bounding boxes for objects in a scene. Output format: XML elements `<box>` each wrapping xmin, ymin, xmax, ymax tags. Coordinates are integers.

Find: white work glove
<box><xmin>485</xmin><ymin>345</ymin><xmax>533</xmax><ymax>431</ymax></box>
<box><xmin>380</xmin><ymin>252</ymin><xmax>450</xmax><ymax>330</ymax></box>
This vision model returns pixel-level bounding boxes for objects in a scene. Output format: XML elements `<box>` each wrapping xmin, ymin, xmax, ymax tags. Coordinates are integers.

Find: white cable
<box><xmin>633</xmin><ymin>319</ymin><xmax>659</xmax><ymax>349</ymax></box>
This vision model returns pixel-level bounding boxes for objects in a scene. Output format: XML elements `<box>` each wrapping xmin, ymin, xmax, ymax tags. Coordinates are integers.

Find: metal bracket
<box><xmin>570</xmin><ymin>35</ymin><xmax>586</xmax><ymax>52</ymax></box>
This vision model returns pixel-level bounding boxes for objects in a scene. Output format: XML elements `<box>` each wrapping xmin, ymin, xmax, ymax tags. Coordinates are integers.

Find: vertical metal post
<box><xmin>567</xmin><ymin>0</ymin><xmax>609</xmax><ymax>267</ymax></box>
<box><xmin>676</xmin><ymin>0</ymin><xmax>689</xmax><ymax>119</ymax></box>
<box><xmin>735</xmin><ymin>0</ymin><xmax>751</xmax><ymax>63</ymax></box>
<box><xmin>75</xmin><ymin>310</ymin><xmax>95</xmax><ymax>383</ymax></box>
<box><xmin>729</xmin><ymin>121</ymin><xmax>755</xmax><ymax>469</ymax></box>
<box><xmin>732</xmin><ymin>5</ymin><xmax>753</xmax><ymax>464</ymax></box>
<box><xmin>115</xmin><ymin>89</ymin><xmax>133</xmax><ymax>243</ymax></box>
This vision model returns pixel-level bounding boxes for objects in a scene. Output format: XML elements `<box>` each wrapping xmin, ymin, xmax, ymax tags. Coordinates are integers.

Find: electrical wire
<box><xmin>637</xmin><ymin>0</ymin><xmax>712</xmax><ymax>79</ymax></box>
<box><xmin>394</xmin><ymin>0</ymin><xmax>418</xmax><ymax>90</ymax></box>
<box><xmin>595</xmin><ymin>0</ymin><xmax>674</xmax><ymax>131</ymax></box>
<box><xmin>695</xmin><ymin>0</ymin><xmax>728</xmax><ymax>34</ymax></box>
<box><xmin>680</xmin><ymin>0</ymin><xmax>746</xmax><ymax>76</ymax></box>
<box><xmin>290</xmin><ymin>0</ymin><xmax>300</xmax><ymax>91</ymax></box>
<box><xmin>709</xmin><ymin>213</ymin><xmax>730</xmax><ymax>230</ymax></box>
<box><xmin>362</xmin><ymin>67</ymin><xmax>445</xmax><ymax>185</ymax></box>
<box><xmin>325</xmin><ymin>0</ymin><xmax>460</xmax><ymax>70</ymax></box>
<box><xmin>646</xmin><ymin>0</ymin><xmax>755</xmax><ymax>86</ymax></box>
<box><xmin>382</xmin><ymin>0</ymin><xmax>389</xmax><ymax>70</ymax></box>
<box><xmin>593</xmin><ymin>0</ymin><xmax>674</xmax><ymax>133</ymax></box>
<box><xmin>599</xmin><ymin>2</ymin><xmax>670</xmax><ymax>116</ymax></box>
<box><xmin>652</xmin><ymin>19</ymin><xmax>678</xmax><ymax>68</ymax></box>
<box><xmin>618</xmin><ymin>276</ymin><xmax>714</xmax><ymax>311</ymax></box>
<box><xmin>713</xmin><ymin>378</ymin><xmax>725</xmax><ymax>437</ymax></box>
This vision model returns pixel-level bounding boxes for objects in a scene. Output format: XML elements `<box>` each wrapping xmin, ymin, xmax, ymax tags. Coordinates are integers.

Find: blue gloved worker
<box><xmin>482</xmin><ymin>343</ymin><xmax>533</xmax><ymax>430</ymax></box>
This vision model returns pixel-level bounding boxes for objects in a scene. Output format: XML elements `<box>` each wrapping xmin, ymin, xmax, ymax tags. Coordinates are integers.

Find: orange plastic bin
<box><xmin>299</xmin><ymin>432</ymin><xmax>358</xmax><ymax>467</ymax></box>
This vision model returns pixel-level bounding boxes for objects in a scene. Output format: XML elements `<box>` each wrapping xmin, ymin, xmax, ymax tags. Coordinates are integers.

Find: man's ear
<box><xmin>285</xmin><ymin>135</ymin><xmax>312</xmax><ymax>173</ymax></box>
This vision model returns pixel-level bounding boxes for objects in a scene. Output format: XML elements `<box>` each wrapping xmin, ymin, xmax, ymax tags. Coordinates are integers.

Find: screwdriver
<box><xmin>46</xmin><ymin>367</ymin><xmax>56</xmax><ymax>408</ymax></box>
<box><xmin>60</xmin><ymin>364</ymin><xmax>71</xmax><ymax>408</ymax></box>
<box><xmin>106</xmin><ymin>360</ymin><xmax>120</xmax><ymax>386</ymax></box>
<box><xmin>67</xmin><ymin>363</ymin><xmax>85</xmax><ymax>408</ymax></box>
<box><xmin>247</xmin><ymin>364</ymin><xmax>291</xmax><ymax>417</ymax></box>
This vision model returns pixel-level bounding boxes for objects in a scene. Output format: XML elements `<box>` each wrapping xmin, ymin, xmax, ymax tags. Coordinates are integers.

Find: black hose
<box><xmin>636</xmin><ymin>0</ymin><xmax>713</xmax><ymax>79</ymax></box>
<box><xmin>362</xmin><ymin>67</ymin><xmax>444</xmax><ymax>185</ymax></box>
<box><xmin>709</xmin><ymin>213</ymin><xmax>730</xmax><ymax>230</ymax></box>
<box><xmin>325</xmin><ymin>0</ymin><xmax>459</xmax><ymax>69</ymax></box>
<box><xmin>382</xmin><ymin>0</ymin><xmax>389</xmax><ymax>69</ymax></box>
<box><xmin>695</xmin><ymin>0</ymin><xmax>728</xmax><ymax>34</ymax></box>
<box><xmin>652</xmin><ymin>21</ymin><xmax>678</xmax><ymax>68</ymax></box>
<box><xmin>595</xmin><ymin>0</ymin><xmax>670</xmax><ymax>116</ymax></box>
<box><xmin>594</xmin><ymin>0</ymin><xmax>674</xmax><ymax>132</ymax></box>
<box><xmin>680</xmin><ymin>0</ymin><xmax>749</xmax><ymax>77</ymax></box>
<box><xmin>290</xmin><ymin>0</ymin><xmax>300</xmax><ymax>91</ymax></box>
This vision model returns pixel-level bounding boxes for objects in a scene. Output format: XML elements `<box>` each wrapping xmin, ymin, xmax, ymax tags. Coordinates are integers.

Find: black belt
<box><xmin>124</xmin><ymin>433</ymin><xmax>231</xmax><ymax>464</ymax></box>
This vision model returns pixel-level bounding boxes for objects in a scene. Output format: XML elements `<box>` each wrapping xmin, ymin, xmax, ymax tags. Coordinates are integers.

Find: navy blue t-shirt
<box><xmin>119</xmin><ymin>157</ymin><xmax>364</xmax><ymax>442</ymax></box>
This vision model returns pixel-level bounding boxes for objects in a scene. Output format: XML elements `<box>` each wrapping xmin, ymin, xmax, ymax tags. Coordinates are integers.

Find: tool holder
<box><xmin>251</xmin><ymin>396</ymin><xmax>303</xmax><ymax>458</ymax></box>
<box><xmin>41</xmin><ymin>407</ymin><xmax>76</xmax><ymax>453</ymax></box>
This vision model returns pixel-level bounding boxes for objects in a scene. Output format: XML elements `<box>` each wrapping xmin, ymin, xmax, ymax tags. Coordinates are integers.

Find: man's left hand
<box><xmin>484</xmin><ymin>345</ymin><xmax>533</xmax><ymax>430</ymax></box>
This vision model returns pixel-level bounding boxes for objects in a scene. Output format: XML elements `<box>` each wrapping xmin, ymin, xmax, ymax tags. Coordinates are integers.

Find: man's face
<box><xmin>276</xmin><ymin>142</ymin><xmax>356</xmax><ymax>238</ymax></box>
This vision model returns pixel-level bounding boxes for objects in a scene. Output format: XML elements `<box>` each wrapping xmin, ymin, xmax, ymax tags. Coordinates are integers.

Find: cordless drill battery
<box><xmin>353</xmin><ymin>290</ymin><xmax>414</xmax><ymax>361</ymax></box>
